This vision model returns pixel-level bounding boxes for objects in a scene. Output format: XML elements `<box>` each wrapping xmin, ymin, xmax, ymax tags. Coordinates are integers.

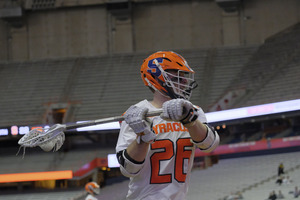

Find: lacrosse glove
<box><xmin>124</xmin><ymin>106</ymin><xmax>157</xmax><ymax>144</ymax></box>
<box><xmin>161</xmin><ymin>99</ymin><xmax>199</xmax><ymax>126</ymax></box>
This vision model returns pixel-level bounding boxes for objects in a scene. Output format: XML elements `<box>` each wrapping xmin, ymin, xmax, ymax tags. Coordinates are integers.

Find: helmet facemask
<box><xmin>154</xmin><ymin>59</ymin><xmax>198</xmax><ymax>100</ymax></box>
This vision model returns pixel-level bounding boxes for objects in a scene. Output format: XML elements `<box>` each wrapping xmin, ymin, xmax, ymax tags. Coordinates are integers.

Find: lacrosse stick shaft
<box><xmin>65</xmin><ymin>109</ymin><xmax>163</xmax><ymax>130</ymax></box>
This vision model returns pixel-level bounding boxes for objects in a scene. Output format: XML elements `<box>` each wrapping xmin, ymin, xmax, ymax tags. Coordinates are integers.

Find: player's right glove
<box><xmin>124</xmin><ymin>106</ymin><xmax>157</xmax><ymax>144</ymax></box>
<box><xmin>161</xmin><ymin>99</ymin><xmax>199</xmax><ymax>126</ymax></box>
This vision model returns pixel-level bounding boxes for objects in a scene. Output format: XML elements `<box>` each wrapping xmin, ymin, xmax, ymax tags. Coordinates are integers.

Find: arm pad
<box><xmin>191</xmin><ymin>124</ymin><xmax>220</xmax><ymax>152</ymax></box>
<box><xmin>117</xmin><ymin>150</ymin><xmax>145</xmax><ymax>178</ymax></box>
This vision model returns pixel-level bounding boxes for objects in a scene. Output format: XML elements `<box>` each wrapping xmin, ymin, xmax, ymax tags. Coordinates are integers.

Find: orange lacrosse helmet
<box><xmin>141</xmin><ymin>51</ymin><xmax>197</xmax><ymax>100</ymax></box>
<box><xmin>85</xmin><ymin>182</ymin><xmax>100</xmax><ymax>195</ymax></box>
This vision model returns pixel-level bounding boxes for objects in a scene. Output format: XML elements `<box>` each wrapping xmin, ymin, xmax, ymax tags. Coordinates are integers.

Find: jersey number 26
<box><xmin>150</xmin><ymin>138</ymin><xmax>193</xmax><ymax>184</ymax></box>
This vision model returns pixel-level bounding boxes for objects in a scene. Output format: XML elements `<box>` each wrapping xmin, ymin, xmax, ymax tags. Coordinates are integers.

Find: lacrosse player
<box><xmin>84</xmin><ymin>182</ymin><xmax>100</xmax><ymax>200</ymax></box>
<box><xmin>116</xmin><ymin>51</ymin><xmax>220</xmax><ymax>200</ymax></box>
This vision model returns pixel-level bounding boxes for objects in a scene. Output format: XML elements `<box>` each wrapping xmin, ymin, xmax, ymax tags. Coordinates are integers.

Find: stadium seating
<box><xmin>0</xmin><ymin>59</ymin><xmax>75</xmax><ymax>126</ymax></box>
<box><xmin>0</xmin><ymin>45</ymin><xmax>258</xmax><ymax>126</ymax></box>
<box><xmin>187</xmin><ymin>151</ymin><xmax>300</xmax><ymax>200</ymax></box>
<box><xmin>0</xmin><ymin>24</ymin><xmax>299</xmax><ymax>126</ymax></box>
<box><xmin>224</xmin><ymin>23</ymin><xmax>300</xmax><ymax>109</ymax></box>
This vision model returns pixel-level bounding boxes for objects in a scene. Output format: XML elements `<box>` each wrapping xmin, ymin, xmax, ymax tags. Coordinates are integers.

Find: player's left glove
<box><xmin>124</xmin><ymin>106</ymin><xmax>157</xmax><ymax>144</ymax></box>
<box><xmin>161</xmin><ymin>99</ymin><xmax>199</xmax><ymax>126</ymax></box>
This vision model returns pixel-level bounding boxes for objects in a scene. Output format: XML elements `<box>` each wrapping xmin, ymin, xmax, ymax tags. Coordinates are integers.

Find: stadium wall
<box><xmin>0</xmin><ymin>0</ymin><xmax>299</xmax><ymax>61</ymax></box>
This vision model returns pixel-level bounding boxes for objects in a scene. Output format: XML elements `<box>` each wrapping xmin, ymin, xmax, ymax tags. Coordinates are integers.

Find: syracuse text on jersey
<box><xmin>152</xmin><ymin>122</ymin><xmax>188</xmax><ymax>134</ymax></box>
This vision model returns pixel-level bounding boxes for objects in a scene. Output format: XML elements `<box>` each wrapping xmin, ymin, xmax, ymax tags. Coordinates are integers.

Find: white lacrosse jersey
<box><xmin>85</xmin><ymin>194</ymin><xmax>98</xmax><ymax>200</ymax></box>
<box><xmin>116</xmin><ymin>100</ymin><xmax>207</xmax><ymax>200</ymax></box>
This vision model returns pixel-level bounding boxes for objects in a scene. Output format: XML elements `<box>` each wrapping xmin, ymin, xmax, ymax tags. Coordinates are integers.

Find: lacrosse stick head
<box><xmin>18</xmin><ymin>124</ymin><xmax>66</xmax><ymax>152</ymax></box>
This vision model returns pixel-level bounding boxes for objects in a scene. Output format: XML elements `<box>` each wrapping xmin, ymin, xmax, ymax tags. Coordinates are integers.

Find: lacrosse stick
<box><xmin>17</xmin><ymin>109</ymin><xmax>163</xmax><ymax>156</ymax></box>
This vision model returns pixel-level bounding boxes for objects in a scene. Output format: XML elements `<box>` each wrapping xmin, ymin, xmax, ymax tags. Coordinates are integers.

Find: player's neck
<box><xmin>151</xmin><ymin>91</ymin><xmax>171</xmax><ymax>108</ymax></box>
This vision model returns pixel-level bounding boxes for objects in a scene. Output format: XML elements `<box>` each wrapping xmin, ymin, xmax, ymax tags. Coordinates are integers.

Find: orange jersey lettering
<box><xmin>153</xmin><ymin>122</ymin><xmax>188</xmax><ymax>134</ymax></box>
